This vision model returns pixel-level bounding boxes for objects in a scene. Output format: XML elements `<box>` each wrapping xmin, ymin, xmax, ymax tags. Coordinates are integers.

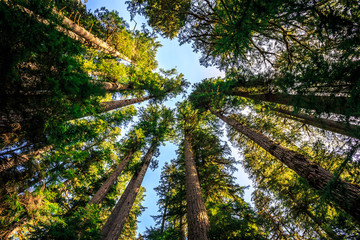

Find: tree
<box><xmin>178</xmin><ymin>102</ymin><xmax>210</xmax><ymax>240</ymax></box>
<box><xmin>271</xmin><ymin>107</ymin><xmax>360</xmax><ymax>139</ymax></box>
<box><xmin>101</xmin><ymin>141</ymin><xmax>158</xmax><ymax>240</ymax></box>
<box><xmin>101</xmin><ymin>106</ymin><xmax>174</xmax><ymax>240</ymax></box>
<box><xmin>212</xmin><ymin>111</ymin><xmax>360</xmax><ymax>222</ymax></box>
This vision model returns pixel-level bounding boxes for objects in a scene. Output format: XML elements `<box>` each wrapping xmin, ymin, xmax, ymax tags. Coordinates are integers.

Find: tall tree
<box><xmin>271</xmin><ymin>107</ymin><xmax>360</xmax><ymax>139</ymax></box>
<box><xmin>101</xmin><ymin>106</ymin><xmax>174</xmax><ymax>239</ymax></box>
<box><xmin>178</xmin><ymin>102</ymin><xmax>210</xmax><ymax>240</ymax></box>
<box><xmin>212</xmin><ymin>111</ymin><xmax>360</xmax><ymax>222</ymax></box>
<box><xmin>101</xmin><ymin>141</ymin><xmax>157</xmax><ymax>240</ymax></box>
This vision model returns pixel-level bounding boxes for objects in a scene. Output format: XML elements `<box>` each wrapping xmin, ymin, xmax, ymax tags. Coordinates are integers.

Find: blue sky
<box><xmin>86</xmin><ymin>0</ymin><xmax>253</xmax><ymax>235</ymax></box>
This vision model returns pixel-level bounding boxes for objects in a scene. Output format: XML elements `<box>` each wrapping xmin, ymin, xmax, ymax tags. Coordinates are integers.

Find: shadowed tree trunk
<box><xmin>184</xmin><ymin>132</ymin><xmax>209</xmax><ymax>240</ymax></box>
<box><xmin>213</xmin><ymin>111</ymin><xmax>360</xmax><ymax>222</ymax></box>
<box><xmin>272</xmin><ymin>108</ymin><xmax>360</xmax><ymax>139</ymax></box>
<box><xmin>231</xmin><ymin>89</ymin><xmax>354</xmax><ymax>116</ymax></box>
<box><xmin>89</xmin><ymin>152</ymin><xmax>134</xmax><ymax>205</ymax></box>
<box><xmin>101</xmin><ymin>142</ymin><xmax>157</xmax><ymax>240</ymax></box>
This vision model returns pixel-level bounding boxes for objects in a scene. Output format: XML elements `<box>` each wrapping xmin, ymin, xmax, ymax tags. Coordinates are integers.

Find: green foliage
<box><xmin>127</xmin><ymin>0</ymin><xmax>191</xmax><ymax>39</ymax></box>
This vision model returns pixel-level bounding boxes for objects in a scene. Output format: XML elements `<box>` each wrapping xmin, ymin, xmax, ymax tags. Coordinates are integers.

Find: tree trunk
<box><xmin>184</xmin><ymin>133</ymin><xmax>209</xmax><ymax>240</ymax></box>
<box><xmin>101</xmin><ymin>143</ymin><xmax>157</xmax><ymax>240</ymax></box>
<box><xmin>5</xmin><ymin>1</ymin><xmax>133</xmax><ymax>63</ymax></box>
<box><xmin>273</xmin><ymin>108</ymin><xmax>360</xmax><ymax>139</ymax></box>
<box><xmin>89</xmin><ymin>152</ymin><xmax>134</xmax><ymax>205</ymax></box>
<box><xmin>100</xmin><ymin>96</ymin><xmax>151</xmax><ymax>112</ymax></box>
<box><xmin>231</xmin><ymin>89</ymin><xmax>354</xmax><ymax>116</ymax></box>
<box><xmin>213</xmin><ymin>111</ymin><xmax>360</xmax><ymax>222</ymax></box>
<box><xmin>100</xmin><ymin>82</ymin><xmax>130</xmax><ymax>92</ymax></box>
<box><xmin>56</xmin><ymin>10</ymin><xmax>133</xmax><ymax>63</ymax></box>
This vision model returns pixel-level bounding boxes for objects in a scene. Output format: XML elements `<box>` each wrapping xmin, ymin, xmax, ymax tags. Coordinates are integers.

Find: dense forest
<box><xmin>0</xmin><ymin>0</ymin><xmax>359</xmax><ymax>239</ymax></box>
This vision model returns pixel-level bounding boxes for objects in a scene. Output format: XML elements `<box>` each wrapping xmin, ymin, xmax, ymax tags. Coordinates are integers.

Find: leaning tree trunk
<box><xmin>213</xmin><ymin>111</ymin><xmax>360</xmax><ymax>222</ymax></box>
<box><xmin>231</xmin><ymin>89</ymin><xmax>354</xmax><ymax>116</ymax></box>
<box><xmin>100</xmin><ymin>82</ymin><xmax>130</xmax><ymax>92</ymax></box>
<box><xmin>89</xmin><ymin>151</ymin><xmax>134</xmax><ymax>205</ymax></box>
<box><xmin>100</xmin><ymin>96</ymin><xmax>151</xmax><ymax>112</ymax></box>
<box><xmin>184</xmin><ymin>132</ymin><xmax>209</xmax><ymax>240</ymax></box>
<box><xmin>56</xmin><ymin>11</ymin><xmax>133</xmax><ymax>63</ymax></box>
<box><xmin>272</xmin><ymin>108</ymin><xmax>360</xmax><ymax>139</ymax></box>
<box><xmin>101</xmin><ymin>142</ymin><xmax>157</xmax><ymax>240</ymax></box>
<box><xmin>5</xmin><ymin>1</ymin><xmax>133</xmax><ymax>63</ymax></box>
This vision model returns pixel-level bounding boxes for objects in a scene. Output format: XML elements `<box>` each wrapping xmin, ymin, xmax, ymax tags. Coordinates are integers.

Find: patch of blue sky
<box><xmin>85</xmin><ymin>0</ymin><xmax>254</xmax><ymax>236</ymax></box>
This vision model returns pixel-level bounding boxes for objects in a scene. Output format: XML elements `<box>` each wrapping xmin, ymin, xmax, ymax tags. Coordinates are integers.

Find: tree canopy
<box><xmin>1</xmin><ymin>0</ymin><xmax>359</xmax><ymax>239</ymax></box>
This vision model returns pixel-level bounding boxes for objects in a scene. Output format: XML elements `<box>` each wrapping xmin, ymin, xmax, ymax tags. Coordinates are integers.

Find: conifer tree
<box><xmin>101</xmin><ymin>106</ymin><xmax>174</xmax><ymax>240</ymax></box>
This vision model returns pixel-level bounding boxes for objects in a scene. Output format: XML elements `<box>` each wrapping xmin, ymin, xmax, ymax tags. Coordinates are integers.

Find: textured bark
<box><xmin>231</xmin><ymin>89</ymin><xmax>353</xmax><ymax>116</ymax></box>
<box><xmin>101</xmin><ymin>143</ymin><xmax>157</xmax><ymax>240</ymax></box>
<box><xmin>89</xmin><ymin>152</ymin><xmax>134</xmax><ymax>205</ymax></box>
<box><xmin>273</xmin><ymin>108</ymin><xmax>360</xmax><ymax>139</ymax></box>
<box><xmin>184</xmin><ymin>133</ymin><xmax>209</xmax><ymax>240</ymax></box>
<box><xmin>213</xmin><ymin>112</ymin><xmax>360</xmax><ymax>222</ymax></box>
<box><xmin>57</xmin><ymin>11</ymin><xmax>132</xmax><ymax>63</ymax></box>
<box><xmin>5</xmin><ymin>1</ymin><xmax>133</xmax><ymax>63</ymax></box>
<box><xmin>0</xmin><ymin>145</ymin><xmax>52</xmax><ymax>173</ymax></box>
<box><xmin>101</xmin><ymin>82</ymin><xmax>129</xmax><ymax>92</ymax></box>
<box><xmin>100</xmin><ymin>96</ymin><xmax>151</xmax><ymax>112</ymax></box>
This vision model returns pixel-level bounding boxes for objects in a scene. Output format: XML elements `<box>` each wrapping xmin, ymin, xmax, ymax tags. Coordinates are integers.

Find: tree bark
<box><xmin>273</xmin><ymin>108</ymin><xmax>360</xmax><ymax>139</ymax></box>
<box><xmin>89</xmin><ymin>152</ymin><xmax>134</xmax><ymax>205</ymax></box>
<box><xmin>5</xmin><ymin>1</ymin><xmax>133</xmax><ymax>63</ymax></box>
<box><xmin>56</xmin><ymin>10</ymin><xmax>133</xmax><ymax>63</ymax></box>
<box><xmin>101</xmin><ymin>143</ymin><xmax>157</xmax><ymax>240</ymax></box>
<box><xmin>100</xmin><ymin>82</ymin><xmax>130</xmax><ymax>92</ymax></box>
<box><xmin>231</xmin><ymin>89</ymin><xmax>354</xmax><ymax>116</ymax></box>
<box><xmin>213</xmin><ymin>111</ymin><xmax>360</xmax><ymax>222</ymax></box>
<box><xmin>184</xmin><ymin>133</ymin><xmax>209</xmax><ymax>240</ymax></box>
<box><xmin>100</xmin><ymin>96</ymin><xmax>151</xmax><ymax>112</ymax></box>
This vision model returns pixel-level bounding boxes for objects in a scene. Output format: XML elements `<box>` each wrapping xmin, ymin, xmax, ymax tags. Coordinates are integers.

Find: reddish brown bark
<box><xmin>273</xmin><ymin>108</ymin><xmax>360</xmax><ymax>139</ymax></box>
<box><xmin>89</xmin><ymin>152</ymin><xmax>134</xmax><ymax>205</ymax></box>
<box><xmin>213</xmin><ymin>111</ymin><xmax>360</xmax><ymax>222</ymax></box>
<box><xmin>101</xmin><ymin>82</ymin><xmax>130</xmax><ymax>92</ymax></box>
<box><xmin>184</xmin><ymin>133</ymin><xmax>209</xmax><ymax>240</ymax></box>
<box><xmin>231</xmin><ymin>89</ymin><xmax>353</xmax><ymax>116</ymax></box>
<box><xmin>100</xmin><ymin>96</ymin><xmax>151</xmax><ymax>112</ymax></box>
<box><xmin>101</xmin><ymin>143</ymin><xmax>157</xmax><ymax>240</ymax></box>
